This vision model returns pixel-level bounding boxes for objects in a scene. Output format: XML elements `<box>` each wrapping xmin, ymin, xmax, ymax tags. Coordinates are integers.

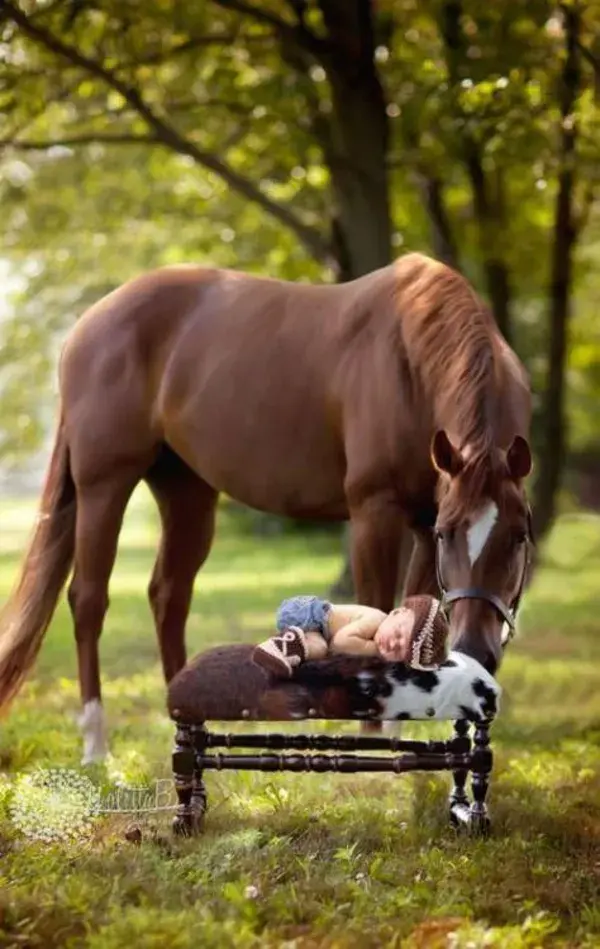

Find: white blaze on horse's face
<box><xmin>466</xmin><ymin>501</ymin><xmax>498</xmax><ymax>566</ymax></box>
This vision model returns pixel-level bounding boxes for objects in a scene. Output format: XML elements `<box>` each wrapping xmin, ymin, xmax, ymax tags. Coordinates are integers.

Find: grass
<box><xmin>0</xmin><ymin>488</ymin><xmax>599</xmax><ymax>948</ymax></box>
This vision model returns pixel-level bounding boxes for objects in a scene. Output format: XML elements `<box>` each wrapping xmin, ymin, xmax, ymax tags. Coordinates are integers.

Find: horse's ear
<box><xmin>431</xmin><ymin>430</ymin><xmax>463</xmax><ymax>476</ymax></box>
<box><xmin>506</xmin><ymin>435</ymin><xmax>532</xmax><ymax>480</ymax></box>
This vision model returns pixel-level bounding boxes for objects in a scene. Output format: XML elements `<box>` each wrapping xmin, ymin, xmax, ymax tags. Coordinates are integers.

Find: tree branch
<box><xmin>209</xmin><ymin>0</ymin><xmax>292</xmax><ymax>33</ymax></box>
<box><xmin>130</xmin><ymin>33</ymin><xmax>244</xmax><ymax>66</ymax></box>
<box><xmin>577</xmin><ymin>39</ymin><xmax>600</xmax><ymax>79</ymax></box>
<box><xmin>166</xmin><ymin>97</ymin><xmax>257</xmax><ymax>118</ymax></box>
<box><xmin>1</xmin><ymin>0</ymin><xmax>331</xmax><ymax>264</ymax></box>
<box><xmin>210</xmin><ymin>0</ymin><xmax>327</xmax><ymax>60</ymax></box>
<box><xmin>2</xmin><ymin>74</ymin><xmax>84</xmax><ymax>148</ymax></box>
<box><xmin>28</xmin><ymin>0</ymin><xmax>67</xmax><ymax>22</ymax></box>
<box><xmin>0</xmin><ymin>133</ymin><xmax>161</xmax><ymax>150</ymax></box>
<box><xmin>574</xmin><ymin>179</ymin><xmax>597</xmax><ymax>235</ymax></box>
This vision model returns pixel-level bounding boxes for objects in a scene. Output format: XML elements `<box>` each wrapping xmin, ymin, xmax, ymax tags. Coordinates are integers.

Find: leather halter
<box><xmin>435</xmin><ymin>506</ymin><xmax>533</xmax><ymax>646</ymax></box>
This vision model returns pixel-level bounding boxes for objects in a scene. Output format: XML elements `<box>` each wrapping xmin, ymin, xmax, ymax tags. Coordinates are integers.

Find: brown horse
<box><xmin>0</xmin><ymin>253</ymin><xmax>532</xmax><ymax>762</ymax></box>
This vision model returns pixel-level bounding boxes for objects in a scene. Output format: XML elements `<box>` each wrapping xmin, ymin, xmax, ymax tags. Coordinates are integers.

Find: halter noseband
<box><xmin>434</xmin><ymin>506</ymin><xmax>533</xmax><ymax>646</ymax></box>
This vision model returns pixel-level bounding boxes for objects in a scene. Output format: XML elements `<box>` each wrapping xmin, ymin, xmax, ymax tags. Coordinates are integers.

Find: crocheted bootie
<box><xmin>252</xmin><ymin>626</ymin><xmax>308</xmax><ymax>678</ymax></box>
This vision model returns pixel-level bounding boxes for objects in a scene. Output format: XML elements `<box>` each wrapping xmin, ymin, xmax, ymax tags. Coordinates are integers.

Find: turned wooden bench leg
<box><xmin>469</xmin><ymin>720</ymin><xmax>492</xmax><ymax>836</ymax></box>
<box><xmin>171</xmin><ymin>718</ymin><xmax>493</xmax><ymax>839</ymax></box>
<box><xmin>448</xmin><ymin>719</ymin><xmax>471</xmax><ymax>828</ymax></box>
<box><xmin>190</xmin><ymin>724</ymin><xmax>208</xmax><ymax>823</ymax></box>
<box><xmin>449</xmin><ymin>718</ymin><xmax>492</xmax><ymax>837</ymax></box>
<box><xmin>172</xmin><ymin>723</ymin><xmax>207</xmax><ymax>836</ymax></box>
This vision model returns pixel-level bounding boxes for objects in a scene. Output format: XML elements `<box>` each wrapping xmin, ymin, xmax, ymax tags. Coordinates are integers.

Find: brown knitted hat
<box><xmin>378</xmin><ymin>595</ymin><xmax>449</xmax><ymax>669</ymax></box>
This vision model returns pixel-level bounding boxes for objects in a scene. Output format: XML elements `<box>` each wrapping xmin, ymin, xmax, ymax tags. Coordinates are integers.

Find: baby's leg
<box><xmin>304</xmin><ymin>631</ymin><xmax>328</xmax><ymax>660</ymax></box>
<box><xmin>252</xmin><ymin>625</ymin><xmax>326</xmax><ymax>678</ymax></box>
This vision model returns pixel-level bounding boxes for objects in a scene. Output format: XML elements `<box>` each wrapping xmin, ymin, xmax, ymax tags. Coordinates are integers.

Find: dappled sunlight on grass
<box><xmin>0</xmin><ymin>493</ymin><xmax>599</xmax><ymax>946</ymax></box>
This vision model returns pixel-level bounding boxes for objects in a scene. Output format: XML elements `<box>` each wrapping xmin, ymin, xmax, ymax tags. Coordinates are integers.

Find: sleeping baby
<box><xmin>252</xmin><ymin>594</ymin><xmax>449</xmax><ymax>678</ymax></box>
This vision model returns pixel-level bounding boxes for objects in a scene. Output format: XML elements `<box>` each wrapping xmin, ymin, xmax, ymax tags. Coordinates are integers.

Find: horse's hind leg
<box><xmin>68</xmin><ymin>471</ymin><xmax>141</xmax><ymax>764</ymax></box>
<box><xmin>146</xmin><ymin>452</ymin><xmax>218</xmax><ymax>683</ymax></box>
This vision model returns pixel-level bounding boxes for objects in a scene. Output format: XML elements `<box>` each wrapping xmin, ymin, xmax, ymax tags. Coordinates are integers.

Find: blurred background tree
<box><xmin>0</xmin><ymin>0</ymin><xmax>598</xmax><ymax>594</ymax></box>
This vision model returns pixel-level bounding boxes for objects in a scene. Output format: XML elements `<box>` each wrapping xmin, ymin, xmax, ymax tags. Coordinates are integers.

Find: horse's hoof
<box><xmin>80</xmin><ymin>742</ymin><xmax>109</xmax><ymax>766</ymax></box>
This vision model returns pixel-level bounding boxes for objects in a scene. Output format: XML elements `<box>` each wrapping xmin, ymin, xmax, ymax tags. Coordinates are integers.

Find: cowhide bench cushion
<box><xmin>166</xmin><ymin>645</ymin><xmax>501</xmax><ymax>838</ymax></box>
<box><xmin>167</xmin><ymin>645</ymin><xmax>500</xmax><ymax>723</ymax></box>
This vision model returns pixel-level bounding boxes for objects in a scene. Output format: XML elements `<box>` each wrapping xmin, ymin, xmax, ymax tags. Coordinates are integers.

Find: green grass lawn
<box><xmin>0</xmin><ymin>489</ymin><xmax>599</xmax><ymax>949</ymax></box>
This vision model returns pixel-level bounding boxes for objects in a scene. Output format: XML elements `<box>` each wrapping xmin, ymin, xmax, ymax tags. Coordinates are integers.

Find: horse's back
<box><xmin>60</xmin><ymin>254</ymin><xmax>440</xmax><ymax>362</ymax></box>
<box><xmin>58</xmin><ymin>264</ymin><xmax>362</xmax><ymax>512</ymax></box>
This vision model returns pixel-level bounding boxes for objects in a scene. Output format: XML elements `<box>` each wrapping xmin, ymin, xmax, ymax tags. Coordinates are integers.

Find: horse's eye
<box><xmin>513</xmin><ymin>529</ymin><xmax>527</xmax><ymax>545</ymax></box>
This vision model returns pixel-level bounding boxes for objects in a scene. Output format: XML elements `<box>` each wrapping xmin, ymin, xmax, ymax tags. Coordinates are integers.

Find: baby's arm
<box><xmin>329</xmin><ymin>613</ymin><xmax>384</xmax><ymax>658</ymax></box>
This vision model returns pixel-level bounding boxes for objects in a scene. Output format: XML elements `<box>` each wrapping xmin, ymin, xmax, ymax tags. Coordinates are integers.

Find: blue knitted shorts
<box><xmin>276</xmin><ymin>595</ymin><xmax>332</xmax><ymax>644</ymax></box>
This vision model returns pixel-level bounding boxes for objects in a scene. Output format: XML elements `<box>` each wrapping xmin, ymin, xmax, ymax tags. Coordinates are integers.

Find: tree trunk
<box><xmin>533</xmin><ymin>3</ymin><xmax>582</xmax><ymax>539</ymax></box>
<box><xmin>416</xmin><ymin>173</ymin><xmax>460</xmax><ymax>271</ymax></box>
<box><xmin>464</xmin><ymin>151</ymin><xmax>512</xmax><ymax>342</ymax></box>
<box><xmin>316</xmin><ymin>0</ymin><xmax>414</xmax><ymax>599</ymax></box>
<box><xmin>318</xmin><ymin>0</ymin><xmax>392</xmax><ymax>277</ymax></box>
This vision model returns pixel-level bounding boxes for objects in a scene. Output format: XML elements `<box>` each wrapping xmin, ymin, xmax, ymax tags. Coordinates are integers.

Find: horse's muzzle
<box><xmin>451</xmin><ymin>632</ymin><xmax>502</xmax><ymax>675</ymax></box>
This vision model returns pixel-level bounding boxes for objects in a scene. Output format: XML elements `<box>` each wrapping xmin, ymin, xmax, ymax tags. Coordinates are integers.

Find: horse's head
<box><xmin>431</xmin><ymin>430</ymin><xmax>533</xmax><ymax>675</ymax></box>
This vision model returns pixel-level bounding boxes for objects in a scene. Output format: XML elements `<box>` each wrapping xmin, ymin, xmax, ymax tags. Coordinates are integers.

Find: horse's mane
<box><xmin>390</xmin><ymin>255</ymin><xmax>505</xmax><ymax>517</ymax></box>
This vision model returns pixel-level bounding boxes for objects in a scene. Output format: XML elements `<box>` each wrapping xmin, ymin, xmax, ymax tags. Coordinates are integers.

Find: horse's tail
<box><xmin>0</xmin><ymin>415</ymin><xmax>76</xmax><ymax>712</ymax></box>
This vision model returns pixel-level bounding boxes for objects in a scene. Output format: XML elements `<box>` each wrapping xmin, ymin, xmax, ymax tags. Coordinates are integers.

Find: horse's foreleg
<box><xmin>348</xmin><ymin>493</ymin><xmax>403</xmax><ymax>735</ymax></box>
<box><xmin>68</xmin><ymin>474</ymin><xmax>139</xmax><ymax>764</ymax></box>
<box><xmin>147</xmin><ymin>461</ymin><xmax>218</xmax><ymax>683</ymax></box>
<box><xmin>349</xmin><ymin>493</ymin><xmax>404</xmax><ymax>612</ymax></box>
<box><xmin>402</xmin><ymin>529</ymin><xmax>439</xmax><ymax>599</ymax></box>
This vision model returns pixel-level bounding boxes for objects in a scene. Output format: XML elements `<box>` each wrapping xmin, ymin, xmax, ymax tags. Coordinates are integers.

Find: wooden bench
<box><xmin>167</xmin><ymin>644</ymin><xmax>501</xmax><ymax>837</ymax></box>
